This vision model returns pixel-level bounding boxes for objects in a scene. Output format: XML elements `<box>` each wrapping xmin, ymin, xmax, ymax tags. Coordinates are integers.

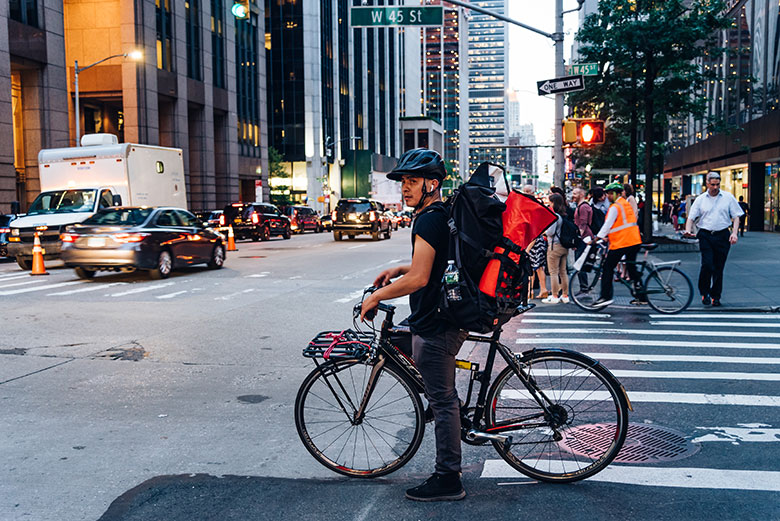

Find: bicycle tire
<box><xmin>570</xmin><ymin>268</ymin><xmax>606</xmax><ymax>312</ymax></box>
<box><xmin>486</xmin><ymin>349</ymin><xmax>629</xmax><ymax>483</ymax></box>
<box><xmin>644</xmin><ymin>266</ymin><xmax>693</xmax><ymax>314</ymax></box>
<box><xmin>295</xmin><ymin>359</ymin><xmax>425</xmax><ymax>478</ymax></box>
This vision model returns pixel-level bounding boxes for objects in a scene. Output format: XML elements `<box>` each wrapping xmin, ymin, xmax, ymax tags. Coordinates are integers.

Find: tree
<box><xmin>571</xmin><ymin>0</ymin><xmax>729</xmax><ymax>238</ymax></box>
<box><xmin>268</xmin><ymin>146</ymin><xmax>293</xmax><ymax>207</ymax></box>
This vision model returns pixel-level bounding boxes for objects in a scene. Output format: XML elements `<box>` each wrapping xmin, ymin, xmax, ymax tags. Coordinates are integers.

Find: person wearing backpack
<box><xmin>360</xmin><ymin>148</ymin><xmax>469</xmax><ymax>502</ymax></box>
<box><xmin>592</xmin><ymin>182</ymin><xmax>645</xmax><ymax>307</ymax></box>
<box><xmin>543</xmin><ymin>193</ymin><xmax>571</xmax><ymax>303</ymax></box>
<box><xmin>572</xmin><ymin>187</ymin><xmax>595</xmax><ymax>286</ymax></box>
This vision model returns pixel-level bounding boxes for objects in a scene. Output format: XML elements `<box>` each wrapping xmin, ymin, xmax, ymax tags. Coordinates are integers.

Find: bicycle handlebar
<box><xmin>352</xmin><ymin>286</ymin><xmax>396</xmax><ymax>322</ymax></box>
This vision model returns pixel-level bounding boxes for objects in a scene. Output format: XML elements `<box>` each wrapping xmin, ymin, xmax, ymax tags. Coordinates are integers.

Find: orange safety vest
<box><xmin>608</xmin><ymin>197</ymin><xmax>642</xmax><ymax>250</ymax></box>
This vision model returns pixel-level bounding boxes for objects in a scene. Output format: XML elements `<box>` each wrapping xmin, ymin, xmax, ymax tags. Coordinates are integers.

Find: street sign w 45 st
<box><xmin>350</xmin><ymin>6</ymin><xmax>443</xmax><ymax>27</ymax></box>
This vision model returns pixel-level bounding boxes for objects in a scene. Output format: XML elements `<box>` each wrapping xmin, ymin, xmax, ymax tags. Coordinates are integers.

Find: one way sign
<box><xmin>537</xmin><ymin>74</ymin><xmax>585</xmax><ymax>96</ymax></box>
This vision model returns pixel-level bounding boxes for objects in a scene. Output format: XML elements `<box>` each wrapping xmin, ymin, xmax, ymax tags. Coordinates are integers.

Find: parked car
<box><xmin>331</xmin><ymin>198</ymin><xmax>392</xmax><ymax>241</ymax></box>
<box><xmin>400</xmin><ymin>211</ymin><xmax>412</xmax><ymax>228</ymax></box>
<box><xmin>319</xmin><ymin>213</ymin><xmax>333</xmax><ymax>231</ymax></box>
<box><xmin>1</xmin><ymin>214</ymin><xmax>19</xmax><ymax>258</ymax></box>
<box><xmin>194</xmin><ymin>210</ymin><xmax>223</xmax><ymax>229</ymax></box>
<box><xmin>385</xmin><ymin>210</ymin><xmax>400</xmax><ymax>231</ymax></box>
<box><xmin>282</xmin><ymin>205</ymin><xmax>322</xmax><ymax>233</ymax></box>
<box><xmin>60</xmin><ymin>207</ymin><xmax>225</xmax><ymax>279</ymax></box>
<box><xmin>221</xmin><ymin>202</ymin><xmax>291</xmax><ymax>241</ymax></box>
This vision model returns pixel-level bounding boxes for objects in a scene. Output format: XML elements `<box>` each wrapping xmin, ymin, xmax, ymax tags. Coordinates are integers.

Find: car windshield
<box><xmin>27</xmin><ymin>189</ymin><xmax>97</xmax><ymax>215</ymax></box>
<box><xmin>83</xmin><ymin>208</ymin><xmax>152</xmax><ymax>226</ymax></box>
<box><xmin>338</xmin><ymin>202</ymin><xmax>371</xmax><ymax>213</ymax></box>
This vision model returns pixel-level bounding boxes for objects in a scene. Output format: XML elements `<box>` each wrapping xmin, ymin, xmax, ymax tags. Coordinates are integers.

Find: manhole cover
<box><xmin>96</xmin><ymin>347</ymin><xmax>147</xmax><ymax>361</ymax></box>
<box><xmin>560</xmin><ymin>423</ymin><xmax>699</xmax><ymax>464</ymax></box>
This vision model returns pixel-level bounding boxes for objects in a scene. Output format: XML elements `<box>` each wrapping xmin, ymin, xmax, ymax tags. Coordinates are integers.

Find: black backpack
<box><xmin>589</xmin><ymin>204</ymin><xmax>606</xmax><ymax>235</ymax></box>
<box><xmin>557</xmin><ymin>214</ymin><xmax>581</xmax><ymax>249</ymax></box>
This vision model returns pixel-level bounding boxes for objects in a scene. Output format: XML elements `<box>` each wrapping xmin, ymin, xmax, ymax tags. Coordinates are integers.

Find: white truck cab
<box><xmin>8</xmin><ymin>134</ymin><xmax>186</xmax><ymax>269</ymax></box>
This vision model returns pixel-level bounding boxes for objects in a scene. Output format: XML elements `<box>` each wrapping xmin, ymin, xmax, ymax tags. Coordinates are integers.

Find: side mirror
<box><xmin>112</xmin><ymin>194</ymin><xmax>123</xmax><ymax>206</ymax></box>
<box><xmin>10</xmin><ymin>201</ymin><xmax>20</xmax><ymax>215</ymax></box>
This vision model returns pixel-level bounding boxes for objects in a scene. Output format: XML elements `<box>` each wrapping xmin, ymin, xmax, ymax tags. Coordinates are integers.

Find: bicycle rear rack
<box><xmin>303</xmin><ymin>330</ymin><xmax>375</xmax><ymax>360</ymax></box>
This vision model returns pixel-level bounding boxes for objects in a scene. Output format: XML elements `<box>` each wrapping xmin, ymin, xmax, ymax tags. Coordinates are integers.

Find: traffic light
<box><xmin>562</xmin><ymin>119</ymin><xmax>577</xmax><ymax>144</ymax></box>
<box><xmin>232</xmin><ymin>0</ymin><xmax>250</xmax><ymax>19</ymax></box>
<box><xmin>578</xmin><ymin>120</ymin><xmax>605</xmax><ymax>145</ymax></box>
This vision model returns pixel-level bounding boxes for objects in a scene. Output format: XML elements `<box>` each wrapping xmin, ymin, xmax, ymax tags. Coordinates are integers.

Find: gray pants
<box><xmin>412</xmin><ymin>328</ymin><xmax>468</xmax><ymax>474</ymax></box>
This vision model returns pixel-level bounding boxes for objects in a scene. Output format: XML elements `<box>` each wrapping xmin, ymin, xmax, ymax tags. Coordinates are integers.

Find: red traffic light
<box><xmin>578</xmin><ymin>120</ymin><xmax>605</xmax><ymax>145</ymax></box>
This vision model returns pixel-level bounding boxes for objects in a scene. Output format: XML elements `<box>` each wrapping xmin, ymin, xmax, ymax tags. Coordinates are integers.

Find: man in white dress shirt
<box><xmin>684</xmin><ymin>172</ymin><xmax>744</xmax><ymax>307</ymax></box>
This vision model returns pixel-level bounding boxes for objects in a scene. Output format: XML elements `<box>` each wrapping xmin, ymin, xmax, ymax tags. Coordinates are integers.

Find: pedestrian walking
<box><xmin>684</xmin><ymin>171</ymin><xmax>744</xmax><ymax>307</ymax></box>
<box><xmin>572</xmin><ymin>187</ymin><xmax>594</xmax><ymax>286</ymax></box>
<box><xmin>672</xmin><ymin>197</ymin><xmax>681</xmax><ymax>231</ymax></box>
<box><xmin>624</xmin><ymin>184</ymin><xmax>639</xmax><ymax>216</ymax></box>
<box><xmin>591</xmin><ymin>186</ymin><xmax>610</xmax><ymax>216</ymax></box>
<box><xmin>543</xmin><ymin>193</ymin><xmax>570</xmax><ymax>304</ymax></box>
<box><xmin>523</xmin><ymin>185</ymin><xmax>549</xmax><ymax>299</ymax></box>
<box><xmin>738</xmin><ymin>196</ymin><xmax>750</xmax><ymax>236</ymax></box>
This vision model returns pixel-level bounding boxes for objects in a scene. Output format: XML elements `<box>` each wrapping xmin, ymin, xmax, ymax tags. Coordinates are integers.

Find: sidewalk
<box><xmin>652</xmin><ymin>227</ymin><xmax>780</xmax><ymax>310</ymax></box>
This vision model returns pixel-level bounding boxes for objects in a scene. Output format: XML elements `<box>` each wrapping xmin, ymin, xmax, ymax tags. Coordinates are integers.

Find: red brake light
<box><xmin>251</xmin><ymin>212</ymin><xmax>259</xmax><ymax>224</ymax></box>
<box><xmin>331</xmin><ymin>210</ymin><xmax>337</xmax><ymax>220</ymax></box>
<box><xmin>0</xmin><ymin>228</ymin><xmax>10</xmax><ymax>234</ymax></box>
<box><xmin>369</xmin><ymin>211</ymin><xmax>377</xmax><ymax>222</ymax></box>
<box><xmin>219</xmin><ymin>214</ymin><xmax>225</xmax><ymax>226</ymax></box>
<box><xmin>113</xmin><ymin>233</ymin><xmax>148</xmax><ymax>243</ymax></box>
<box><xmin>60</xmin><ymin>233</ymin><xmax>78</xmax><ymax>243</ymax></box>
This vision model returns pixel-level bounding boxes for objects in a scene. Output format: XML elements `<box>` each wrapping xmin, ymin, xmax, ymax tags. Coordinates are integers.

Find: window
<box><xmin>176</xmin><ymin>210</ymin><xmax>200</xmax><ymax>226</ymax></box>
<box><xmin>404</xmin><ymin>129</ymin><xmax>415</xmax><ymax>152</ymax></box>
<box><xmin>156</xmin><ymin>0</ymin><xmax>174</xmax><ymax>71</ymax></box>
<box><xmin>236</xmin><ymin>13</ymin><xmax>261</xmax><ymax>156</ymax></box>
<box><xmin>9</xmin><ymin>0</ymin><xmax>38</xmax><ymax>27</ymax></box>
<box><xmin>417</xmin><ymin>129</ymin><xmax>429</xmax><ymax>149</ymax></box>
<box><xmin>211</xmin><ymin>0</ymin><xmax>226</xmax><ymax>88</ymax></box>
<box><xmin>99</xmin><ymin>190</ymin><xmax>114</xmax><ymax>209</ymax></box>
<box><xmin>156</xmin><ymin>210</ymin><xmax>182</xmax><ymax>227</ymax></box>
<box><xmin>186</xmin><ymin>0</ymin><xmax>202</xmax><ymax>80</ymax></box>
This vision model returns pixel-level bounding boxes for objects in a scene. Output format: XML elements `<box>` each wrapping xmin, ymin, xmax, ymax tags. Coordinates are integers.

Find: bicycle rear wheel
<box><xmin>569</xmin><ymin>268</ymin><xmax>604</xmax><ymax>312</ymax></box>
<box><xmin>644</xmin><ymin>266</ymin><xmax>693</xmax><ymax>314</ymax></box>
<box><xmin>486</xmin><ymin>349</ymin><xmax>629</xmax><ymax>483</ymax></box>
<box><xmin>295</xmin><ymin>359</ymin><xmax>425</xmax><ymax>478</ymax></box>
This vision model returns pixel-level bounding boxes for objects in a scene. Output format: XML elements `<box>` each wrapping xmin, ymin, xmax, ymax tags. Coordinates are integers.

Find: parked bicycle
<box><xmin>294</xmin><ymin>288</ymin><xmax>632</xmax><ymax>482</ymax></box>
<box><xmin>570</xmin><ymin>241</ymin><xmax>693</xmax><ymax>314</ymax></box>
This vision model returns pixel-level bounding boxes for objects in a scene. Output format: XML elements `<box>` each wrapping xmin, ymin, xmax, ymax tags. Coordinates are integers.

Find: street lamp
<box><xmin>74</xmin><ymin>50</ymin><xmax>143</xmax><ymax>146</ymax></box>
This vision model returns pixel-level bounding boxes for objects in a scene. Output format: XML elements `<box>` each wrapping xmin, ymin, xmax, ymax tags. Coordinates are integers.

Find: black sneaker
<box><xmin>630</xmin><ymin>298</ymin><xmax>648</xmax><ymax>305</ymax></box>
<box><xmin>424</xmin><ymin>405</ymin><xmax>434</xmax><ymax>423</ymax></box>
<box><xmin>712</xmin><ymin>298</ymin><xmax>721</xmax><ymax>307</ymax></box>
<box><xmin>592</xmin><ymin>297</ymin><xmax>613</xmax><ymax>308</ymax></box>
<box><xmin>405</xmin><ymin>472</ymin><xmax>466</xmax><ymax>502</ymax></box>
<box><xmin>702</xmin><ymin>295</ymin><xmax>712</xmax><ymax>306</ymax></box>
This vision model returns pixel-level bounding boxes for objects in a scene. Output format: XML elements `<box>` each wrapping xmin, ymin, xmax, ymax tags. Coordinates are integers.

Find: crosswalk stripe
<box><xmin>650</xmin><ymin>313</ymin><xmax>780</xmax><ymax>319</ymax></box>
<box><xmin>692</xmin><ymin>425</ymin><xmax>780</xmax><ymax>443</ymax></box>
<box><xmin>334</xmin><ymin>289</ymin><xmax>365</xmax><ymax>304</ymax></box>
<box><xmin>47</xmin><ymin>282</ymin><xmax>127</xmax><ymax>296</ymax></box>
<box><xmin>528</xmin><ymin>312</ymin><xmax>611</xmax><ymax>318</ymax></box>
<box><xmin>651</xmin><ymin>321</ymin><xmax>780</xmax><ymax>328</ymax></box>
<box><xmin>500</xmin><ymin>390</ymin><xmax>780</xmax><ymax>406</ymax></box>
<box><xmin>517</xmin><ymin>338</ymin><xmax>780</xmax><ymax>351</ymax></box>
<box><xmin>110</xmin><ymin>282</ymin><xmax>175</xmax><ymax>297</ymax></box>
<box><xmin>583</xmin><ymin>352</ymin><xmax>780</xmax><ymax>365</ymax></box>
<box><xmin>607</xmin><ymin>369</ymin><xmax>780</xmax><ymax>381</ymax></box>
<box><xmin>0</xmin><ymin>272</ymin><xmax>26</xmax><ymax>279</ymax></box>
<box><xmin>0</xmin><ymin>279</ymin><xmax>46</xmax><ymax>290</ymax></box>
<box><xmin>156</xmin><ymin>290</ymin><xmax>188</xmax><ymax>299</ymax></box>
<box><xmin>0</xmin><ymin>281</ymin><xmax>82</xmax><ymax>295</ymax></box>
<box><xmin>522</xmin><ymin>319</ymin><xmax>614</xmax><ymax>325</ymax></box>
<box><xmin>0</xmin><ymin>274</ymin><xmax>36</xmax><ymax>283</ymax></box>
<box><xmin>481</xmin><ymin>460</ymin><xmax>780</xmax><ymax>492</ymax></box>
<box><xmin>517</xmin><ymin>327</ymin><xmax>780</xmax><ymax>339</ymax></box>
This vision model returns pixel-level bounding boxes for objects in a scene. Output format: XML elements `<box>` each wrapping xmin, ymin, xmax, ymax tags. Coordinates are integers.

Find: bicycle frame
<box><xmin>584</xmin><ymin>243</ymin><xmax>682</xmax><ymax>297</ymax></box>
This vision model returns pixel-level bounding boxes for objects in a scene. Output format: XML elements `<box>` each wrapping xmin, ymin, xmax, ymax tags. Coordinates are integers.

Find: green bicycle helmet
<box><xmin>604</xmin><ymin>182</ymin><xmax>624</xmax><ymax>192</ymax></box>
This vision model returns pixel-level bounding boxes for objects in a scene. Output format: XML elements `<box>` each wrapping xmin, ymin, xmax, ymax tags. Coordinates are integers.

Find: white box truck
<box><xmin>8</xmin><ymin>133</ymin><xmax>186</xmax><ymax>270</ymax></box>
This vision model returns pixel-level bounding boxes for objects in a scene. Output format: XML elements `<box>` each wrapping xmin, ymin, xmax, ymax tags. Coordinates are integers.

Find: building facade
<box><xmin>664</xmin><ymin>0</ymin><xmax>779</xmax><ymax>232</ymax></box>
<box><xmin>265</xmin><ymin>0</ymin><xmax>409</xmax><ymax>213</ymax></box>
<box><xmin>467</xmin><ymin>0</ymin><xmax>507</xmax><ymax>174</ymax></box>
<box><xmin>1</xmin><ymin>0</ymin><xmax>268</xmax><ymax>214</ymax></box>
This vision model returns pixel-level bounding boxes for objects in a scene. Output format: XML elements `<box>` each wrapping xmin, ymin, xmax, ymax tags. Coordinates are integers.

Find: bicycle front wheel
<box><xmin>294</xmin><ymin>359</ymin><xmax>425</xmax><ymax>478</ymax></box>
<box><xmin>644</xmin><ymin>266</ymin><xmax>693</xmax><ymax>314</ymax></box>
<box><xmin>570</xmin><ymin>269</ymin><xmax>605</xmax><ymax>312</ymax></box>
<box><xmin>486</xmin><ymin>349</ymin><xmax>629</xmax><ymax>483</ymax></box>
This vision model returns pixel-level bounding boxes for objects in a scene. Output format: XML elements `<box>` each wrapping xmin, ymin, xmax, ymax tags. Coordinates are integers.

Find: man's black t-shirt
<box><xmin>408</xmin><ymin>202</ymin><xmax>449</xmax><ymax>337</ymax></box>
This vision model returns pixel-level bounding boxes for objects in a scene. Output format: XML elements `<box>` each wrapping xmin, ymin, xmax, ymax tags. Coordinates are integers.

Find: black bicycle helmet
<box><xmin>387</xmin><ymin>148</ymin><xmax>446</xmax><ymax>182</ymax></box>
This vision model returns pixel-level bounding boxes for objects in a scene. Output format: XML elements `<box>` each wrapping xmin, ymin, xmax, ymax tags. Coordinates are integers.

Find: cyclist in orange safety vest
<box><xmin>592</xmin><ymin>182</ymin><xmax>644</xmax><ymax>308</ymax></box>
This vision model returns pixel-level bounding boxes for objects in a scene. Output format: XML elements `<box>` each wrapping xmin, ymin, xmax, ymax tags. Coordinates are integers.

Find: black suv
<box><xmin>332</xmin><ymin>198</ymin><xmax>392</xmax><ymax>241</ymax></box>
<box><xmin>282</xmin><ymin>205</ymin><xmax>322</xmax><ymax>233</ymax></box>
<box><xmin>222</xmin><ymin>202</ymin><xmax>291</xmax><ymax>241</ymax></box>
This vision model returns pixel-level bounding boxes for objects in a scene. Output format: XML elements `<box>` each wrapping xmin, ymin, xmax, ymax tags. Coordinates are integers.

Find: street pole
<box><xmin>74</xmin><ymin>60</ymin><xmax>80</xmax><ymax>147</ymax></box>
<box><xmin>554</xmin><ymin>0</ymin><xmax>565</xmax><ymax>188</ymax></box>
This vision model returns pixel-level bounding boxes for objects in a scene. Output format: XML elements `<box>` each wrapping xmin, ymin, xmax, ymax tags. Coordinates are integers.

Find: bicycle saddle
<box><xmin>640</xmin><ymin>243</ymin><xmax>658</xmax><ymax>251</ymax></box>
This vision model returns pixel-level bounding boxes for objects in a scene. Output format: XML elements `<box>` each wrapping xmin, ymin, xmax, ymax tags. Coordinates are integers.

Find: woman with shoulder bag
<box><xmin>543</xmin><ymin>193</ymin><xmax>570</xmax><ymax>304</ymax></box>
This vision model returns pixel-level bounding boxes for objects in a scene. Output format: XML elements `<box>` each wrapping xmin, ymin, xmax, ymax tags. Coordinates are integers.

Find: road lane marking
<box><xmin>652</xmin><ymin>321</ymin><xmax>780</xmax><ymax>328</ymax></box>
<box><xmin>0</xmin><ymin>274</ymin><xmax>38</xmax><ymax>283</ymax></box>
<box><xmin>289</xmin><ymin>275</ymin><xmax>302</xmax><ymax>279</ymax></box>
<box><xmin>0</xmin><ymin>279</ymin><xmax>46</xmax><ymax>289</ymax></box>
<box><xmin>607</xmin><ymin>369</ymin><xmax>780</xmax><ymax>381</ymax></box>
<box><xmin>583</xmin><ymin>352</ymin><xmax>780</xmax><ymax>365</ymax></box>
<box><xmin>156</xmin><ymin>290</ymin><xmax>188</xmax><ymax>299</ymax></box>
<box><xmin>516</xmin><ymin>327</ymin><xmax>780</xmax><ymax>339</ymax></box>
<box><xmin>110</xmin><ymin>282</ymin><xmax>175</xmax><ymax>297</ymax></box>
<box><xmin>522</xmin><ymin>319</ymin><xmax>614</xmax><ymax>325</ymax></box>
<box><xmin>334</xmin><ymin>289</ymin><xmax>365</xmax><ymax>303</ymax></box>
<box><xmin>500</xmin><ymin>389</ymin><xmax>780</xmax><ymax>406</ymax></box>
<box><xmin>692</xmin><ymin>425</ymin><xmax>780</xmax><ymax>443</ymax></box>
<box><xmin>48</xmin><ymin>282</ymin><xmax>127</xmax><ymax>295</ymax></box>
<box><xmin>0</xmin><ymin>281</ymin><xmax>82</xmax><ymax>295</ymax></box>
<box><xmin>481</xmin><ymin>460</ymin><xmax>780</xmax><ymax>492</ymax></box>
<box><xmin>517</xmin><ymin>338</ymin><xmax>780</xmax><ymax>351</ymax></box>
<box><xmin>527</xmin><ymin>312</ymin><xmax>611</xmax><ymax>318</ymax></box>
<box><xmin>214</xmin><ymin>288</ymin><xmax>255</xmax><ymax>301</ymax></box>
<box><xmin>246</xmin><ymin>272</ymin><xmax>270</xmax><ymax>278</ymax></box>
<box><xmin>348</xmin><ymin>244</ymin><xmax>367</xmax><ymax>250</ymax></box>
<box><xmin>650</xmin><ymin>313</ymin><xmax>780</xmax><ymax>319</ymax></box>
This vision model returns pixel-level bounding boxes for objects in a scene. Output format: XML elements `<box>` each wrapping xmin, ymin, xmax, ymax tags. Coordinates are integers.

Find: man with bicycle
<box><xmin>592</xmin><ymin>182</ymin><xmax>644</xmax><ymax>308</ymax></box>
<box><xmin>360</xmin><ymin>148</ymin><xmax>469</xmax><ymax>502</ymax></box>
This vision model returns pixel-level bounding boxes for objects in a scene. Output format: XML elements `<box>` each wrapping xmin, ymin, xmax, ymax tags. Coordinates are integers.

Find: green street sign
<box><xmin>350</xmin><ymin>6</ymin><xmax>443</xmax><ymax>27</ymax></box>
<box><xmin>566</xmin><ymin>63</ymin><xmax>599</xmax><ymax>76</ymax></box>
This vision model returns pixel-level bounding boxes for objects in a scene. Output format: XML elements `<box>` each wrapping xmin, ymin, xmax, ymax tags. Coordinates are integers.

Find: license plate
<box><xmin>87</xmin><ymin>237</ymin><xmax>106</xmax><ymax>247</ymax></box>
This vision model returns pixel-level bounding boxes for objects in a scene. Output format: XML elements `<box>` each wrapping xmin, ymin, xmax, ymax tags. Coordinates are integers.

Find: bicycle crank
<box><xmin>466</xmin><ymin>429</ymin><xmax>513</xmax><ymax>451</ymax></box>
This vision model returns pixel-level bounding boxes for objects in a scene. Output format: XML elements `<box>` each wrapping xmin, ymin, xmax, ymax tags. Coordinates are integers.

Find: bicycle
<box><xmin>294</xmin><ymin>288</ymin><xmax>632</xmax><ymax>482</ymax></box>
<box><xmin>570</xmin><ymin>241</ymin><xmax>694</xmax><ymax>313</ymax></box>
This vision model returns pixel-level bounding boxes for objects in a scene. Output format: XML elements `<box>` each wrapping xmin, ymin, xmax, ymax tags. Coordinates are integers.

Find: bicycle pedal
<box><xmin>466</xmin><ymin>429</ymin><xmax>512</xmax><ymax>447</ymax></box>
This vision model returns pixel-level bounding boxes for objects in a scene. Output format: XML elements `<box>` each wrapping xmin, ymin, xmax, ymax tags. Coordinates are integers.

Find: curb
<box><xmin>687</xmin><ymin>306</ymin><xmax>780</xmax><ymax>313</ymax></box>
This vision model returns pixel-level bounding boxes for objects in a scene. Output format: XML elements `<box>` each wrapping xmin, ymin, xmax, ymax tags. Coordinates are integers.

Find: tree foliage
<box><xmin>268</xmin><ymin>146</ymin><xmax>293</xmax><ymax>207</ymax></box>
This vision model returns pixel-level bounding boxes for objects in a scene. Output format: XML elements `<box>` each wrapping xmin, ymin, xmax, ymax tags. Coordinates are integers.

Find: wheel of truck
<box><xmin>251</xmin><ymin>232</ymin><xmax>261</xmax><ymax>242</ymax></box>
<box><xmin>16</xmin><ymin>257</ymin><xmax>31</xmax><ymax>271</ymax></box>
<box><xmin>283</xmin><ymin>227</ymin><xmax>292</xmax><ymax>240</ymax></box>
<box><xmin>333</xmin><ymin>231</ymin><xmax>343</xmax><ymax>241</ymax></box>
<box><xmin>348</xmin><ymin>234</ymin><xmax>355</xmax><ymax>240</ymax></box>
<box><xmin>371</xmin><ymin>230</ymin><xmax>380</xmax><ymax>241</ymax></box>
<box><xmin>384</xmin><ymin>226</ymin><xmax>392</xmax><ymax>240</ymax></box>
<box><xmin>149</xmin><ymin>250</ymin><xmax>173</xmax><ymax>280</ymax></box>
<box><xmin>74</xmin><ymin>267</ymin><xmax>96</xmax><ymax>280</ymax></box>
<box><xmin>207</xmin><ymin>244</ymin><xmax>225</xmax><ymax>269</ymax></box>
<box><xmin>260</xmin><ymin>226</ymin><xmax>271</xmax><ymax>241</ymax></box>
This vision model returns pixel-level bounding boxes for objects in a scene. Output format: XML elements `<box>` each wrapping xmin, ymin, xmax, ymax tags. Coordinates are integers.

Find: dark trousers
<box><xmin>412</xmin><ymin>329</ymin><xmax>468</xmax><ymax>474</ymax></box>
<box><xmin>739</xmin><ymin>218</ymin><xmax>747</xmax><ymax>236</ymax></box>
<box><xmin>600</xmin><ymin>244</ymin><xmax>641</xmax><ymax>300</ymax></box>
<box><xmin>697</xmin><ymin>229</ymin><xmax>731</xmax><ymax>299</ymax></box>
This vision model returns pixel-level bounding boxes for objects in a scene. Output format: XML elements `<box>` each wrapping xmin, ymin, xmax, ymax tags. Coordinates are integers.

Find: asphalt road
<box><xmin>1</xmin><ymin>228</ymin><xmax>778</xmax><ymax>521</ymax></box>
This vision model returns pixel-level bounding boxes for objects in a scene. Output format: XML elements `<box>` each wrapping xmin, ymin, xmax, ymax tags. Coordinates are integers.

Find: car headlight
<box><xmin>11</xmin><ymin>228</ymin><xmax>19</xmax><ymax>236</ymax></box>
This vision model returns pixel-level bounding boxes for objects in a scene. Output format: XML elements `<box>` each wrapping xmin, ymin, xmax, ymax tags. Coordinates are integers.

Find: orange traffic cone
<box><xmin>226</xmin><ymin>225</ymin><xmax>237</xmax><ymax>252</ymax></box>
<box><xmin>30</xmin><ymin>232</ymin><xmax>49</xmax><ymax>276</ymax></box>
